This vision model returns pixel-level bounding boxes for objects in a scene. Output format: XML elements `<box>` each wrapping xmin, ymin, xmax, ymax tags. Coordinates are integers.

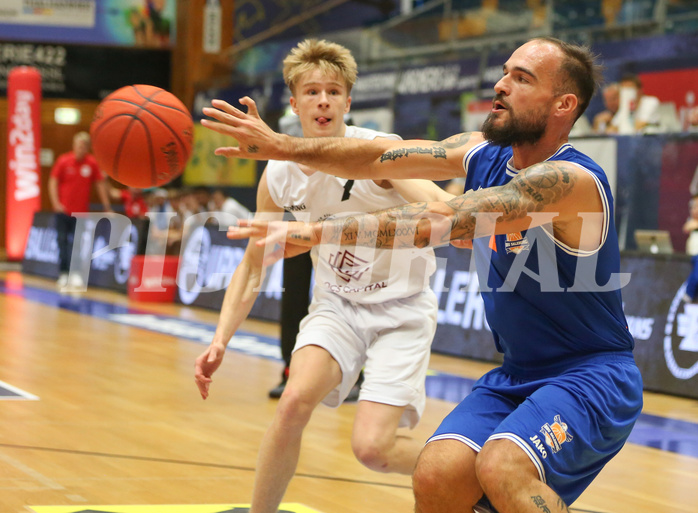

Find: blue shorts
<box><xmin>428</xmin><ymin>352</ymin><xmax>643</xmax><ymax>504</ymax></box>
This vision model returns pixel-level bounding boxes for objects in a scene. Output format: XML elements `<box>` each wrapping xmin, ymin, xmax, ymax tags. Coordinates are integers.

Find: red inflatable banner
<box><xmin>6</xmin><ymin>66</ymin><xmax>42</xmax><ymax>261</ymax></box>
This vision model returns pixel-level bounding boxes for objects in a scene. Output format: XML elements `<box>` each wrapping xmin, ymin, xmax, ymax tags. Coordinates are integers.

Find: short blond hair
<box><xmin>73</xmin><ymin>131</ymin><xmax>90</xmax><ymax>144</ymax></box>
<box><xmin>282</xmin><ymin>39</ymin><xmax>358</xmax><ymax>94</ymax></box>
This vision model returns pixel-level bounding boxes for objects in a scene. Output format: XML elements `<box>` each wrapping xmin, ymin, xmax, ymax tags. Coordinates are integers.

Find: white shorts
<box><xmin>293</xmin><ymin>288</ymin><xmax>438</xmax><ymax>428</ymax></box>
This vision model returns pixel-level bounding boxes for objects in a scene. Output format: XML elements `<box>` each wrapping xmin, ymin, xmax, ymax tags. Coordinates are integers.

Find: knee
<box><xmin>476</xmin><ymin>439</ymin><xmax>535</xmax><ymax>498</ymax></box>
<box><xmin>274</xmin><ymin>385</ymin><xmax>316</xmax><ymax>429</ymax></box>
<box><xmin>351</xmin><ymin>436</ymin><xmax>392</xmax><ymax>472</ymax></box>
<box><xmin>413</xmin><ymin>443</ymin><xmax>464</xmax><ymax>501</ymax></box>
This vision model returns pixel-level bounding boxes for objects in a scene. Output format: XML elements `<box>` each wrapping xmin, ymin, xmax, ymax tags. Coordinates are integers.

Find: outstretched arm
<box><xmin>202</xmin><ymin>97</ymin><xmax>482</xmax><ymax>181</ymax></box>
<box><xmin>194</xmin><ymin>171</ymin><xmax>284</xmax><ymax>399</ymax></box>
<box><xmin>230</xmin><ymin>161</ymin><xmax>603</xmax><ymax>254</ymax></box>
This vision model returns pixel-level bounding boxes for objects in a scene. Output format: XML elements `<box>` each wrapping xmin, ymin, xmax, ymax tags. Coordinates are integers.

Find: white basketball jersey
<box><xmin>267</xmin><ymin>125</ymin><xmax>436</xmax><ymax>304</ymax></box>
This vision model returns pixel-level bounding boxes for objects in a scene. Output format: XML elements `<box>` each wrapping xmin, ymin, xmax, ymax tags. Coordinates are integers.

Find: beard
<box><xmin>481</xmin><ymin>105</ymin><xmax>547</xmax><ymax>147</ymax></box>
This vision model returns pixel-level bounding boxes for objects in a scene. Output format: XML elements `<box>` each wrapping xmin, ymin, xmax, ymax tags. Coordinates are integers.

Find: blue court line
<box><xmin>2</xmin><ymin>280</ymin><xmax>698</xmax><ymax>459</ymax></box>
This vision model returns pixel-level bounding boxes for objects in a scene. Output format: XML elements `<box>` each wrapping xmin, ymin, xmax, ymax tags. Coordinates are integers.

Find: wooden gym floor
<box><xmin>1</xmin><ymin>271</ymin><xmax>697</xmax><ymax>513</ymax></box>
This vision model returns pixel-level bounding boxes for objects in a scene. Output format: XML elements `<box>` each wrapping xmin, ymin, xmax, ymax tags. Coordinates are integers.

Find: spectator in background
<box><xmin>683</xmin><ymin>196</ymin><xmax>698</xmax><ymax>303</ymax></box>
<box><xmin>160</xmin><ymin>188</ymin><xmax>186</xmax><ymax>255</ymax></box>
<box><xmin>611</xmin><ymin>73</ymin><xmax>661</xmax><ymax>133</ymax></box>
<box><xmin>210</xmin><ymin>189</ymin><xmax>251</xmax><ymax>225</ymax></box>
<box><xmin>48</xmin><ymin>131</ymin><xmax>111</xmax><ymax>291</ymax></box>
<box><xmin>180</xmin><ymin>188</ymin><xmax>204</xmax><ymax>219</ymax></box>
<box><xmin>688</xmin><ymin>105</ymin><xmax>698</xmax><ymax>132</ymax></box>
<box><xmin>110</xmin><ymin>186</ymin><xmax>149</xmax><ymax>219</ymax></box>
<box><xmin>148</xmin><ymin>188</ymin><xmax>169</xmax><ymax>218</ymax></box>
<box><xmin>193</xmin><ymin>186</ymin><xmax>212</xmax><ymax>213</ymax></box>
<box><xmin>592</xmin><ymin>82</ymin><xmax>620</xmax><ymax>134</ymax></box>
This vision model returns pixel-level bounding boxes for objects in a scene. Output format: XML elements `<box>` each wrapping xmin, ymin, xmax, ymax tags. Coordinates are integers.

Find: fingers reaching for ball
<box><xmin>202</xmin><ymin>97</ymin><xmax>287</xmax><ymax>161</ymax></box>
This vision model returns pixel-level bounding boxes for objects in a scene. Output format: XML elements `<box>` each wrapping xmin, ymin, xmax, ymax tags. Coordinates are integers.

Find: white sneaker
<box><xmin>57</xmin><ymin>273</ymin><xmax>69</xmax><ymax>288</ymax></box>
<box><xmin>62</xmin><ymin>274</ymin><xmax>85</xmax><ymax>292</ymax></box>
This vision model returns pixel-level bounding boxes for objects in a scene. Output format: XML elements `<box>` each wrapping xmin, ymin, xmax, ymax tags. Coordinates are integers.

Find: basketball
<box><xmin>90</xmin><ymin>84</ymin><xmax>193</xmax><ymax>188</ymax></box>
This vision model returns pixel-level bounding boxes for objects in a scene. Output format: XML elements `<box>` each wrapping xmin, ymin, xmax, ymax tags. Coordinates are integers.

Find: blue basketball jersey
<box><xmin>463</xmin><ymin>142</ymin><xmax>635</xmax><ymax>379</ymax></box>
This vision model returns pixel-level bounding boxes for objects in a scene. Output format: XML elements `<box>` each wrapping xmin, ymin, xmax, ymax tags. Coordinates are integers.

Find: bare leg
<box><xmin>250</xmin><ymin>345</ymin><xmax>342</xmax><ymax>513</ymax></box>
<box><xmin>351</xmin><ymin>400</ymin><xmax>421</xmax><ymax>474</ymax></box>
<box><xmin>477</xmin><ymin>439</ymin><xmax>570</xmax><ymax>513</ymax></box>
<box><xmin>413</xmin><ymin>439</ymin><xmax>483</xmax><ymax>512</ymax></box>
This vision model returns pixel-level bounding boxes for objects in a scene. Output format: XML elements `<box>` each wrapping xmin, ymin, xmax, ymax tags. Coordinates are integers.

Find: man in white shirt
<box><xmin>611</xmin><ymin>73</ymin><xmax>660</xmax><ymax>133</ymax></box>
<box><xmin>210</xmin><ymin>188</ymin><xmax>250</xmax><ymax>225</ymax></box>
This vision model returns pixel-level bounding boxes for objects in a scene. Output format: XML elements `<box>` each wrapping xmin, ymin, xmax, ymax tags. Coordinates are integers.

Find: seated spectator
<box><xmin>592</xmin><ymin>83</ymin><xmax>620</xmax><ymax>134</ymax></box>
<box><xmin>688</xmin><ymin>105</ymin><xmax>698</xmax><ymax>132</ymax></box>
<box><xmin>209</xmin><ymin>189</ymin><xmax>251</xmax><ymax>226</ymax></box>
<box><xmin>683</xmin><ymin>196</ymin><xmax>698</xmax><ymax>303</ymax></box>
<box><xmin>110</xmin><ymin>186</ymin><xmax>149</xmax><ymax>218</ymax></box>
<box><xmin>610</xmin><ymin>73</ymin><xmax>661</xmax><ymax>133</ymax></box>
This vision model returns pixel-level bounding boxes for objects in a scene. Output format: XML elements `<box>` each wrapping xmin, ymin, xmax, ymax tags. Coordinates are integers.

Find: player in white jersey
<box><xmin>194</xmin><ymin>39</ymin><xmax>452</xmax><ymax>513</ymax></box>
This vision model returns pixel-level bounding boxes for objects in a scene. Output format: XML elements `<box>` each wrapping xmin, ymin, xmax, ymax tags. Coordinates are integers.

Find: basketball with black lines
<box><xmin>90</xmin><ymin>84</ymin><xmax>193</xmax><ymax>188</ymax></box>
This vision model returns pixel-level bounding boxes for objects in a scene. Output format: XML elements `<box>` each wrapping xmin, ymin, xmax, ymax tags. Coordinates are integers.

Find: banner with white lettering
<box><xmin>175</xmin><ymin>225</ymin><xmax>284</xmax><ymax>322</ymax></box>
<box><xmin>0</xmin><ymin>41</ymin><xmax>171</xmax><ymax>100</ymax></box>
<box><xmin>5</xmin><ymin>66</ymin><xmax>41</xmax><ymax>261</ymax></box>
<box><xmin>20</xmin><ymin>214</ymin><xmax>698</xmax><ymax>399</ymax></box>
<box><xmin>22</xmin><ymin>212</ymin><xmax>148</xmax><ymax>292</ymax></box>
<box><xmin>430</xmin><ymin>246</ymin><xmax>698</xmax><ymax>400</ymax></box>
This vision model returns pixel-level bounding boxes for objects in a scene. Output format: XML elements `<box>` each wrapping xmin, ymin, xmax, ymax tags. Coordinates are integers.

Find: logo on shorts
<box><xmin>540</xmin><ymin>414</ymin><xmax>573</xmax><ymax>453</ymax></box>
<box><xmin>328</xmin><ymin>250</ymin><xmax>370</xmax><ymax>282</ymax></box>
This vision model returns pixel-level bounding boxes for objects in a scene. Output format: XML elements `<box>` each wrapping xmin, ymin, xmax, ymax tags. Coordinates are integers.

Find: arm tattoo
<box><xmin>380</xmin><ymin>146</ymin><xmax>446</xmax><ymax>162</ymax></box>
<box><xmin>324</xmin><ymin>203</ymin><xmax>432</xmax><ymax>249</ymax></box>
<box><xmin>530</xmin><ymin>496</ymin><xmax>551</xmax><ymax>513</ymax></box>
<box><xmin>438</xmin><ymin>132</ymin><xmax>474</xmax><ymax>149</ymax></box>
<box><xmin>247</xmin><ymin>144</ymin><xmax>259</xmax><ymax>153</ymax></box>
<box><xmin>322</xmin><ymin>161</ymin><xmax>577</xmax><ymax>249</ymax></box>
<box><xmin>378</xmin><ymin>133</ymin><xmax>473</xmax><ymax>163</ymax></box>
<box><xmin>448</xmin><ymin>161</ymin><xmax>578</xmax><ymax>241</ymax></box>
<box><xmin>530</xmin><ymin>495</ymin><xmax>570</xmax><ymax>512</ymax></box>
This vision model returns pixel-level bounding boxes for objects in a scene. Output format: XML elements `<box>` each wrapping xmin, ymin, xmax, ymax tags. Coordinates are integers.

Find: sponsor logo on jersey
<box><xmin>284</xmin><ymin>204</ymin><xmax>307</xmax><ymax>211</ymax></box>
<box><xmin>504</xmin><ymin>232</ymin><xmax>529</xmax><ymax>254</ymax></box>
<box><xmin>663</xmin><ymin>284</ymin><xmax>698</xmax><ymax>380</ymax></box>
<box><xmin>328</xmin><ymin>250</ymin><xmax>370</xmax><ymax>282</ymax></box>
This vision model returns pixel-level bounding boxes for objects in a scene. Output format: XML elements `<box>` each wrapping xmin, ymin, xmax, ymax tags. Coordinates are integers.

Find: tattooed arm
<box><xmin>293</xmin><ymin>160</ymin><xmax>603</xmax><ymax>252</ymax></box>
<box><xmin>202</xmin><ymin>97</ymin><xmax>482</xmax><ymax>180</ymax></box>
<box><xmin>229</xmin><ymin>160</ymin><xmax>603</xmax><ymax>253</ymax></box>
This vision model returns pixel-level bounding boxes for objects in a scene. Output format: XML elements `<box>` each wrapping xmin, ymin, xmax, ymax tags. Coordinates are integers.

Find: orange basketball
<box><xmin>90</xmin><ymin>84</ymin><xmax>193</xmax><ymax>188</ymax></box>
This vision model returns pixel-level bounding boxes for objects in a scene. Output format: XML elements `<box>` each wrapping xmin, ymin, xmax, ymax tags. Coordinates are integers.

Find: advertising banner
<box><xmin>21</xmin><ymin>216</ymin><xmax>698</xmax><ymax>399</ymax></box>
<box><xmin>0</xmin><ymin>41</ymin><xmax>171</xmax><ymax>99</ymax></box>
<box><xmin>0</xmin><ymin>0</ymin><xmax>176</xmax><ymax>48</ymax></box>
<box><xmin>5</xmin><ymin>66</ymin><xmax>42</xmax><ymax>261</ymax></box>
<box><xmin>22</xmin><ymin>212</ymin><xmax>148</xmax><ymax>292</ymax></box>
<box><xmin>175</xmin><ymin>224</ymin><xmax>284</xmax><ymax>322</ymax></box>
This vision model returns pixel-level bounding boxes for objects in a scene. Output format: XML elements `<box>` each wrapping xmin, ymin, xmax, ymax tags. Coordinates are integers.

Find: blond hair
<box><xmin>282</xmin><ymin>39</ymin><xmax>358</xmax><ymax>94</ymax></box>
<box><xmin>73</xmin><ymin>131</ymin><xmax>90</xmax><ymax>144</ymax></box>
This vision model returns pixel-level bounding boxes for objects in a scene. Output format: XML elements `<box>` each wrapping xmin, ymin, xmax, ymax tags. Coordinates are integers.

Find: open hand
<box><xmin>201</xmin><ymin>97</ymin><xmax>287</xmax><ymax>161</ymax></box>
<box><xmin>227</xmin><ymin>220</ymin><xmax>318</xmax><ymax>266</ymax></box>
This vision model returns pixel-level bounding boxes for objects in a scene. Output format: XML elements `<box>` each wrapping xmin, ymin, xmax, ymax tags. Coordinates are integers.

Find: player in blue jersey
<box><xmin>204</xmin><ymin>37</ymin><xmax>643</xmax><ymax>513</ymax></box>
